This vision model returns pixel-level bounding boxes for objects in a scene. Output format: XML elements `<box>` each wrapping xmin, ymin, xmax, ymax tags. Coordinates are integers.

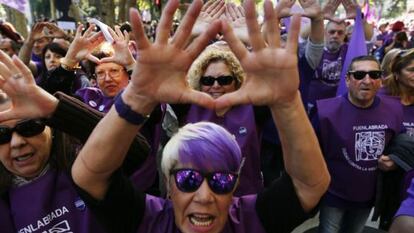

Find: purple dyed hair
<box><xmin>161</xmin><ymin>122</ymin><xmax>242</xmax><ymax>182</ymax></box>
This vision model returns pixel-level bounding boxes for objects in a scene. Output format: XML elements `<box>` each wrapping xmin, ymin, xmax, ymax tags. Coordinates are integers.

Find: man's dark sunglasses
<box><xmin>0</xmin><ymin>119</ymin><xmax>46</xmax><ymax>144</ymax></box>
<box><xmin>348</xmin><ymin>70</ymin><xmax>382</xmax><ymax>80</ymax></box>
<box><xmin>171</xmin><ymin>169</ymin><xmax>239</xmax><ymax>194</ymax></box>
<box><xmin>200</xmin><ymin>75</ymin><xmax>234</xmax><ymax>86</ymax></box>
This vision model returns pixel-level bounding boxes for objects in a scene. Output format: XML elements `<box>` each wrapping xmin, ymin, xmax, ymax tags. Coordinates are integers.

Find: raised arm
<box><xmin>99</xmin><ymin>26</ymin><xmax>136</xmax><ymax>71</ymax></box>
<box><xmin>342</xmin><ymin>0</ymin><xmax>373</xmax><ymax>40</ymax></box>
<box><xmin>322</xmin><ymin>0</ymin><xmax>341</xmax><ymax>23</ymax></box>
<box><xmin>274</xmin><ymin>0</ymin><xmax>296</xmax><ymax>19</ymax></box>
<box><xmin>18</xmin><ymin>22</ymin><xmax>48</xmax><ymax>75</ymax></box>
<box><xmin>0</xmin><ymin>50</ymin><xmax>149</xmax><ymax>176</ymax></box>
<box><xmin>299</xmin><ymin>0</ymin><xmax>324</xmax><ymax>44</ymax></box>
<box><xmin>60</xmin><ymin>24</ymin><xmax>104</xmax><ymax>71</ymax></box>
<box><xmin>225</xmin><ymin>3</ymin><xmax>249</xmax><ymax>45</ymax></box>
<box><xmin>217</xmin><ymin>0</ymin><xmax>330</xmax><ymax>212</ymax></box>
<box><xmin>191</xmin><ymin>0</ymin><xmax>225</xmax><ymax>39</ymax></box>
<box><xmin>299</xmin><ymin>0</ymin><xmax>324</xmax><ymax>70</ymax></box>
<box><xmin>72</xmin><ymin>0</ymin><xmax>221</xmax><ymax>200</ymax></box>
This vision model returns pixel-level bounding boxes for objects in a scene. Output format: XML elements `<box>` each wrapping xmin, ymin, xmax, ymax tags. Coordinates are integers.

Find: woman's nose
<box><xmin>193</xmin><ymin>180</ymin><xmax>214</xmax><ymax>203</ymax></box>
<box><xmin>10</xmin><ymin>132</ymin><xmax>27</xmax><ymax>148</ymax></box>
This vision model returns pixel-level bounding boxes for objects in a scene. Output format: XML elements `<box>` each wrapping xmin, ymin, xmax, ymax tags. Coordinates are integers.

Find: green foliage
<box><xmin>382</xmin><ymin>0</ymin><xmax>406</xmax><ymax>18</ymax></box>
<box><xmin>30</xmin><ymin>0</ymin><xmax>51</xmax><ymax>20</ymax></box>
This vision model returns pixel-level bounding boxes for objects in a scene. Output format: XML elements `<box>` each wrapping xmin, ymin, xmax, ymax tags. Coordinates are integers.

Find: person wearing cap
<box><xmin>315</xmin><ymin>55</ymin><xmax>403</xmax><ymax>233</ymax></box>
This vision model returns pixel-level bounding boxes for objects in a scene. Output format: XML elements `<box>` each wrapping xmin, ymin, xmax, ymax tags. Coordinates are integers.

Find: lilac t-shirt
<box><xmin>185</xmin><ymin>104</ymin><xmax>263</xmax><ymax>196</ymax></box>
<box><xmin>9</xmin><ymin>169</ymin><xmax>106</xmax><ymax>233</ymax></box>
<box><xmin>307</xmin><ymin>44</ymin><xmax>348</xmax><ymax>111</ymax></box>
<box><xmin>75</xmin><ymin>87</ymin><xmax>114</xmax><ymax>113</ymax></box>
<box><xmin>317</xmin><ymin>95</ymin><xmax>403</xmax><ymax>207</ymax></box>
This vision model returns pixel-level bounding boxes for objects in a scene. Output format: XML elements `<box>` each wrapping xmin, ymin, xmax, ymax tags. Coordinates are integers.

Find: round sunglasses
<box><xmin>0</xmin><ymin>119</ymin><xmax>46</xmax><ymax>144</ymax></box>
<box><xmin>171</xmin><ymin>168</ymin><xmax>238</xmax><ymax>195</ymax></box>
<box><xmin>347</xmin><ymin>70</ymin><xmax>382</xmax><ymax>80</ymax></box>
<box><xmin>200</xmin><ymin>75</ymin><xmax>235</xmax><ymax>86</ymax></box>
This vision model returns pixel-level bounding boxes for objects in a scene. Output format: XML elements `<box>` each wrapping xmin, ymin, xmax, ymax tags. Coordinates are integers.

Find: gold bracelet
<box><xmin>60</xmin><ymin>58</ymin><xmax>79</xmax><ymax>71</ymax></box>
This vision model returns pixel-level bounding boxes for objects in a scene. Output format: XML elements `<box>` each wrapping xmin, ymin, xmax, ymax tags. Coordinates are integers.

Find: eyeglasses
<box><xmin>0</xmin><ymin>119</ymin><xmax>46</xmax><ymax>144</ymax></box>
<box><xmin>95</xmin><ymin>68</ymin><xmax>124</xmax><ymax>80</ymax></box>
<box><xmin>200</xmin><ymin>75</ymin><xmax>234</xmax><ymax>86</ymax></box>
<box><xmin>348</xmin><ymin>70</ymin><xmax>382</xmax><ymax>80</ymax></box>
<box><xmin>171</xmin><ymin>157</ymin><xmax>246</xmax><ymax>195</ymax></box>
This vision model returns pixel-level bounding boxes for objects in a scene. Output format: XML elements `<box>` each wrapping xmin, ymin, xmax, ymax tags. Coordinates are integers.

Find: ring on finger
<box><xmin>12</xmin><ymin>73</ymin><xmax>23</xmax><ymax>80</ymax></box>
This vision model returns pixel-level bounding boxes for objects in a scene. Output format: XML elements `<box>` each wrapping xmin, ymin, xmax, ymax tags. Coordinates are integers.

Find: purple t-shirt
<box><xmin>185</xmin><ymin>104</ymin><xmax>263</xmax><ymax>196</ymax></box>
<box><xmin>377</xmin><ymin>87</ymin><xmax>414</xmax><ymax>137</ymax></box>
<box><xmin>402</xmin><ymin>105</ymin><xmax>414</xmax><ymax>136</ymax></box>
<box><xmin>307</xmin><ymin>44</ymin><xmax>348</xmax><ymax>111</ymax></box>
<box><xmin>75</xmin><ymin>87</ymin><xmax>162</xmax><ymax>192</ymax></box>
<box><xmin>75</xmin><ymin>87</ymin><xmax>114</xmax><ymax>113</ymax></box>
<box><xmin>9</xmin><ymin>169</ymin><xmax>106</xmax><ymax>233</ymax></box>
<box><xmin>137</xmin><ymin>194</ymin><xmax>266</xmax><ymax>233</ymax></box>
<box><xmin>395</xmin><ymin>177</ymin><xmax>414</xmax><ymax>217</ymax></box>
<box><xmin>317</xmin><ymin>95</ymin><xmax>403</xmax><ymax>207</ymax></box>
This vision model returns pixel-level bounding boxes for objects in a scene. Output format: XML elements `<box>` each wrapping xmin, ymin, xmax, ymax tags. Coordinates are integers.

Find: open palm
<box><xmin>127</xmin><ymin>0</ymin><xmax>221</xmax><ymax>110</ymax></box>
<box><xmin>217</xmin><ymin>0</ymin><xmax>300</xmax><ymax>110</ymax></box>
<box><xmin>0</xmin><ymin>51</ymin><xmax>58</xmax><ymax>121</ymax></box>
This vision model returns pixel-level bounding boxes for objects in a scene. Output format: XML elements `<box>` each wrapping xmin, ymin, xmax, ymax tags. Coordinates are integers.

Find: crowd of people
<box><xmin>0</xmin><ymin>0</ymin><xmax>413</xmax><ymax>233</ymax></box>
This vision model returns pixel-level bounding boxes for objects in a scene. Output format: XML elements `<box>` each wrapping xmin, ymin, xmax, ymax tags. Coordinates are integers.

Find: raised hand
<box><xmin>342</xmin><ymin>0</ymin><xmax>358</xmax><ymax>20</ymax></box>
<box><xmin>225</xmin><ymin>3</ymin><xmax>249</xmax><ymax>44</ymax></box>
<box><xmin>0</xmin><ymin>51</ymin><xmax>58</xmax><ymax>121</ymax></box>
<box><xmin>217</xmin><ymin>0</ymin><xmax>301</xmax><ymax>110</ymax></box>
<box><xmin>274</xmin><ymin>0</ymin><xmax>296</xmax><ymax>19</ymax></box>
<box><xmin>299</xmin><ymin>0</ymin><xmax>322</xmax><ymax>19</ymax></box>
<box><xmin>100</xmin><ymin>26</ymin><xmax>135</xmax><ymax>68</ymax></box>
<box><xmin>43</xmin><ymin>22</ymin><xmax>70</xmax><ymax>40</ymax></box>
<box><xmin>191</xmin><ymin>0</ymin><xmax>225</xmax><ymax>38</ymax></box>
<box><xmin>63</xmin><ymin>24</ymin><xmax>105</xmax><ymax>67</ymax></box>
<box><xmin>28</xmin><ymin>22</ymin><xmax>49</xmax><ymax>41</ymax></box>
<box><xmin>322</xmin><ymin>0</ymin><xmax>342</xmax><ymax>23</ymax></box>
<box><xmin>123</xmin><ymin>0</ymin><xmax>221</xmax><ymax>114</ymax></box>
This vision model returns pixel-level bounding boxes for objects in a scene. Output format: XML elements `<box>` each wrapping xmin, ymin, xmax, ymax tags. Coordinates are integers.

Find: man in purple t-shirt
<box><xmin>305</xmin><ymin>0</ymin><xmax>374</xmax><ymax>116</ymax></box>
<box><xmin>316</xmin><ymin>55</ymin><xmax>403</xmax><ymax>233</ymax></box>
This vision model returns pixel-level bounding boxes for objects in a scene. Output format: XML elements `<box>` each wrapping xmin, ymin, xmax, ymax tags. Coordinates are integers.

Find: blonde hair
<box><xmin>381</xmin><ymin>48</ymin><xmax>402</xmax><ymax>78</ymax></box>
<box><xmin>188</xmin><ymin>48</ymin><xmax>244</xmax><ymax>91</ymax></box>
<box><xmin>383</xmin><ymin>49</ymin><xmax>414</xmax><ymax>96</ymax></box>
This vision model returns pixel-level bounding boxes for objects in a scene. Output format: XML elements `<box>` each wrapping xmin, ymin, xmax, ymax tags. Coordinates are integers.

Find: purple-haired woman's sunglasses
<box><xmin>171</xmin><ymin>158</ymin><xmax>245</xmax><ymax>195</ymax></box>
<box><xmin>171</xmin><ymin>169</ymin><xmax>238</xmax><ymax>194</ymax></box>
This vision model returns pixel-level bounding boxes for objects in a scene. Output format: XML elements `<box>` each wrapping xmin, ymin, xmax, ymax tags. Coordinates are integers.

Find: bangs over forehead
<box><xmin>161</xmin><ymin>122</ymin><xmax>242</xmax><ymax>176</ymax></box>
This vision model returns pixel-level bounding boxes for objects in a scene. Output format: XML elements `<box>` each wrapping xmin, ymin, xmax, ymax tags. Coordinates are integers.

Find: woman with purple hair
<box><xmin>0</xmin><ymin>0</ymin><xmax>330</xmax><ymax>233</ymax></box>
<box><xmin>71</xmin><ymin>0</ymin><xmax>330</xmax><ymax>232</ymax></box>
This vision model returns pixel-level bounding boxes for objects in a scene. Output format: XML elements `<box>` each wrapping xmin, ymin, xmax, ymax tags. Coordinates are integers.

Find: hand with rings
<box><xmin>0</xmin><ymin>51</ymin><xmax>58</xmax><ymax>121</ymax></box>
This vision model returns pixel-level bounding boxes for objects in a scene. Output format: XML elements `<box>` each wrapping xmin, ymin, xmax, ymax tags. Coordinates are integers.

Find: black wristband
<box><xmin>114</xmin><ymin>90</ymin><xmax>149</xmax><ymax>125</ymax></box>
